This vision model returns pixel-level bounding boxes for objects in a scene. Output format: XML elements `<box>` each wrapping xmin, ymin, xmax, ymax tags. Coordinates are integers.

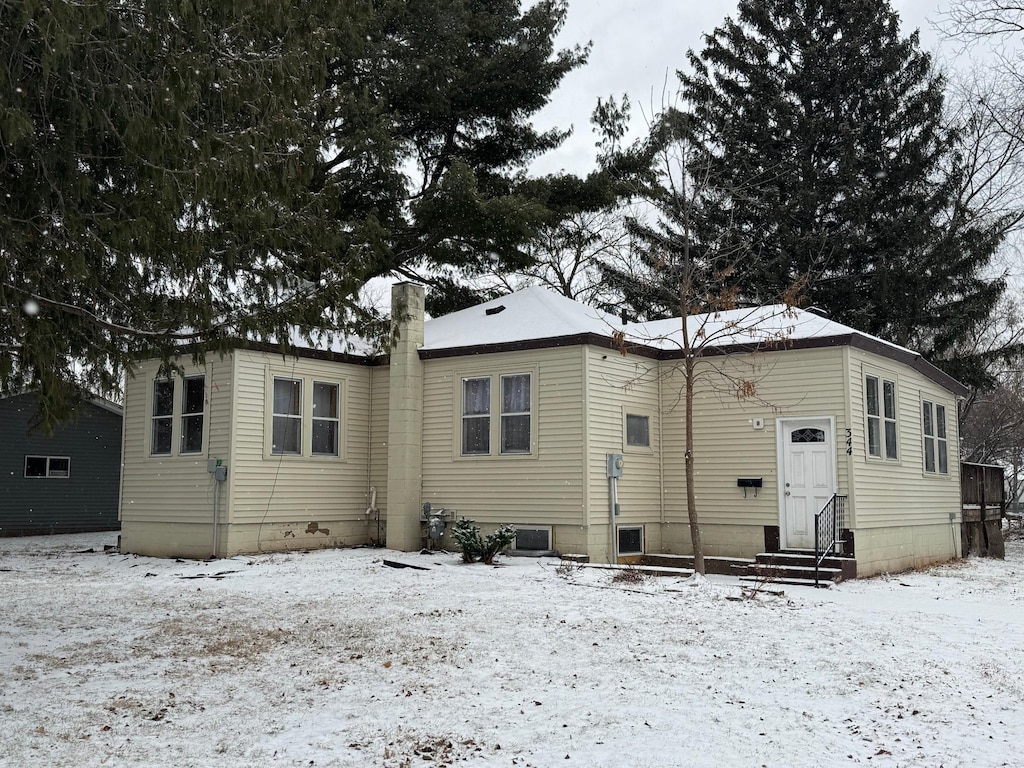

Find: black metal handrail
<box><xmin>814</xmin><ymin>494</ymin><xmax>847</xmax><ymax>587</ymax></box>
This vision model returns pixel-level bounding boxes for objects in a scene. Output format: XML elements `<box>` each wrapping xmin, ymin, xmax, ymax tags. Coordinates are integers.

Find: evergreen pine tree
<box><xmin>1</xmin><ymin>0</ymin><xmax>591</xmax><ymax>426</ymax></box>
<box><xmin>615</xmin><ymin>0</ymin><xmax>1008</xmax><ymax>386</ymax></box>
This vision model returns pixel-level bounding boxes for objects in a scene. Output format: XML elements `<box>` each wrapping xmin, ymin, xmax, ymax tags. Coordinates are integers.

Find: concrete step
<box><xmin>739</xmin><ymin>574</ymin><xmax>834</xmax><ymax>589</ymax></box>
<box><xmin>753</xmin><ymin>552</ymin><xmax>856</xmax><ymax>580</ymax></box>
<box><xmin>738</xmin><ymin>561</ymin><xmax>846</xmax><ymax>586</ymax></box>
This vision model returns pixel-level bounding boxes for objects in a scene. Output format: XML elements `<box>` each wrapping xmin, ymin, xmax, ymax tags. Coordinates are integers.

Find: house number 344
<box><xmin>845</xmin><ymin>428</ymin><xmax>853</xmax><ymax>455</ymax></box>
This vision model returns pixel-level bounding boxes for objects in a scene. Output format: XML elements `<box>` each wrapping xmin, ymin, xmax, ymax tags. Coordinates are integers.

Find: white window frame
<box><xmin>455</xmin><ymin>368</ymin><xmax>536</xmax><ymax>459</ymax></box>
<box><xmin>311</xmin><ymin>380</ymin><xmax>340</xmax><ymax>457</ymax></box>
<box><xmin>623</xmin><ymin>408</ymin><xmax>653</xmax><ymax>452</ymax></box>
<box><xmin>865</xmin><ymin>373</ymin><xmax>898</xmax><ymax>461</ymax></box>
<box><xmin>271</xmin><ymin>377</ymin><xmax>303</xmax><ymax>455</ymax></box>
<box><xmin>461</xmin><ymin>376</ymin><xmax>491</xmax><ymax>456</ymax></box>
<box><xmin>151</xmin><ymin>378</ymin><xmax>175</xmax><ymax>456</ymax></box>
<box><xmin>922</xmin><ymin>399</ymin><xmax>949</xmax><ymax>475</ymax></box>
<box><xmin>179</xmin><ymin>375</ymin><xmax>206</xmax><ymax>455</ymax></box>
<box><xmin>499</xmin><ymin>373</ymin><xmax>531</xmax><ymax>455</ymax></box>
<box><xmin>264</xmin><ymin>368</ymin><xmax>345</xmax><ymax>460</ymax></box>
<box><xmin>24</xmin><ymin>455</ymin><xmax>71</xmax><ymax>478</ymax></box>
<box><xmin>617</xmin><ymin>525</ymin><xmax>645</xmax><ymax>555</ymax></box>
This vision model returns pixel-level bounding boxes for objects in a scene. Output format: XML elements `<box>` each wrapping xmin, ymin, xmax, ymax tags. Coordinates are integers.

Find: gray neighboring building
<box><xmin>0</xmin><ymin>393</ymin><xmax>122</xmax><ymax>536</ymax></box>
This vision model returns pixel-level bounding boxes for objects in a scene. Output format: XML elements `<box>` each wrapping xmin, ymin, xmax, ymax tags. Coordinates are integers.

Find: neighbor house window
<box><xmin>24</xmin><ymin>456</ymin><xmax>70</xmax><ymax>478</ymax></box>
<box><xmin>462</xmin><ymin>377</ymin><xmax>491</xmax><ymax>455</ymax></box>
<box><xmin>922</xmin><ymin>400</ymin><xmax>948</xmax><ymax>474</ymax></box>
<box><xmin>152</xmin><ymin>379</ymin><xmax>174</xmax><ymax>455</ymax></box>
<box><xmin>500</xmin><ymin>374</ymin><xmax>531</xmax><ymax>454</ymax></box>
<box><xmin>617</xmin><ymin>525</ymin><xmax>644</xmax><ymax>555</ymax></box>
<box><xmin>865</xmin><ymin>375</ymin><xmax>898</xmax><ymax>460</ymax></box>
<box><xmin>312</xmin><ymin>381</ymin><xmax>339</xmax><ymax>456</ymax></box>
<box><xmin>272</xmin><ymin>377</ymin><xmax>302</xmax><ymax>455</ymax></box>
<box><xmin>180</xmin><ymin>376</ymin><xmax>205</xmax><ymax>454</ymax></box>
<box><xmin>626</xmin><ymin>413</ymin><xmax>650</xmax><ymax>448</ymax></box>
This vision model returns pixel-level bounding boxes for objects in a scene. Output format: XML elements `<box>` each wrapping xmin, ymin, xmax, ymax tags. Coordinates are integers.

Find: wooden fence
<box><xmin>961</xmin><ymin>462</ymin><xmax>1005</xmax><ymax>558</ymax></box>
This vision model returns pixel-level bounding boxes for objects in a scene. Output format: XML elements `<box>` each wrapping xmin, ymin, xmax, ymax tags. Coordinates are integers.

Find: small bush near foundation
<box><xmin>451</xmin><ymin>519</ymin><xmax>516</xmax><ymax>564</ymax></box>
<box><xmin>611</xmin><ymin>565</ymin><xmax>646</xmax><ymax>584</ymax></box>
<box><xmin>555</xmin><ymin>559</ymin><xmax>586</xmax><ymax>578</ymax></box>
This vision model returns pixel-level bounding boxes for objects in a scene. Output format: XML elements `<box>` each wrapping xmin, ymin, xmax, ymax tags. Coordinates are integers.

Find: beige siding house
<box><xmin>119</xmin><ymin>284</ymin><xmax>966</xmax><ymax>576</ymax></box>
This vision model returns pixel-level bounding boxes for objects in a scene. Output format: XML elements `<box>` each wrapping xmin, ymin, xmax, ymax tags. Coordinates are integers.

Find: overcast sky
<box><xmin>532</xmin><ymin>0</ymin><xmax>957</xmax><ymax>175</ymax></box>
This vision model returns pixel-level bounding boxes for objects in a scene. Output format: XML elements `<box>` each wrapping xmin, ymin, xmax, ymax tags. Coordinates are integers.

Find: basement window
<box><xmin>617</xmin><ymin>525</ymin><xmax>644</xmax><ymax>555</ymax></box>
<box><xmin>513</xmin><ymin>527</ymin><xmax>552</xmax><ymax>551</ymax></box>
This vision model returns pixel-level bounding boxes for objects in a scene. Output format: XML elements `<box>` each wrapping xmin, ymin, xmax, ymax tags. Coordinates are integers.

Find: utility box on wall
<box><xmin>606</xmin><ymin>453</ymin><xmax>624</xmax><ymax>478</ymax></box>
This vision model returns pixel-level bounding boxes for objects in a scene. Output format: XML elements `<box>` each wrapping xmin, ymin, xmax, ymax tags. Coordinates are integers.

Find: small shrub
<box><xmin>451</xmin><ymin>519</ymin><xmax>516</xmax><ymax>564</ymax></box>
<box><xmin>611</xmin><ymin>564</ymin><xmax>646</xmax><ymax>584</ymax></box>
<box><xmin>555</xmin><ymin>558</ymin><xmax>586</xmax><ymax>578</ymax></box>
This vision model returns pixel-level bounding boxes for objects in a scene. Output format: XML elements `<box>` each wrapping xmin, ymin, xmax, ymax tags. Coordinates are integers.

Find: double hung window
<box><xmin>922</xmin><ymin>401</ymin><xmax>948</xmax><ymax>474</ymax></box>
<box><xmin>180</xmin><ymin>377</ymin><xmax>205</xmax><ymax>454</ymax></box>
<box><xmin>272</xmin><ymin>378</ymin><xmax>302</xmax><ymax>455</ymax></box>
<box><xmin>268</xmin><ymin>374</ymin><xmax>343</xmax><ymax>458</ymax></box>
<box><xmin>152</xmin><ymin>380</ymin><xmax>174</xmax><ymax>455</ymax></box>
<box><xmin>865</xmin><ymin>374</ymin><xmax>898</xmax><ymax>460</ymax></box>
<box><xmin>500</xmin><ymin>374</ymin><xmax>531</xmax><ymax>454</ymax></box>
<box><xmin>462</xmin><ymin>377</ymin><xmax>491</xmax><ymax>455</ymax></box>
<box><xmin>150</xmin><ymin>375</ymin><xmax>206</xmax><ymax>456</ymax></box>
<box><xmin>460</xmin><ymin>372</ymin><xmax>532</xmax><ymax>456</ymax></box>
<box><xmin>312</xmin><ymin>382</ymin><xmax>340</xmax><ymax>456</ymax></box>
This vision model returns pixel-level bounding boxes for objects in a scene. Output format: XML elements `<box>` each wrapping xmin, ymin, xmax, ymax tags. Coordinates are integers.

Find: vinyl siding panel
<box><xmin>368</xmin><ymin>366</ymin><xmax>390</xmax><ymax>534</ymax></box>
<box><xmin>120</xmin><ymin>356</ymin><xmax>232</xmax><ymax>526</ymax></box>
<box><xmin>661</xmin><ymin>347</ymin><xmax>850</xmax><ymax>528</ymax></box>
<box><xmin>846</xmin><ymin>348</ymin><xmax>961</xmax><ymax>530</ymax></box>
<box><xmin>227</xmin><ymin>351</ymin><xmax>374</xmax><ymax>527</ymax></box>
<box><xmin>584</xmin><ymin>349</ymin><xmax>662</xmax><ymax>539</ymax></box>
<box><xmin>0</xmin><ymin>393</ymin><xmax>122</xmax><ymax>535</ymax></box>
<box><xmin>420</xmin><ymin>347</ymin><xmax>586</xmax><ymax>530</ymax></box>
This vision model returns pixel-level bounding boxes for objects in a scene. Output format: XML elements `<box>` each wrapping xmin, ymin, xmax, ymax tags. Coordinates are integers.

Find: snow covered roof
<box><xmin>424</xmin><ymin>287</ymin><xmax>898</xmax><ymax>355</ymax></box>
<box><xmin>420</xmin><ymin>287</ymin><xmax>967</xmax><ymax>396</ymax></box>
<box><xmin>422</xmin><ymin>286</ymin><xmax>620</xmax><ymax>350</ymax></box>
<box><xmin>623</xmin><ymin>303</ymin><xmax>907</xmax><ymax>354</ymax></box>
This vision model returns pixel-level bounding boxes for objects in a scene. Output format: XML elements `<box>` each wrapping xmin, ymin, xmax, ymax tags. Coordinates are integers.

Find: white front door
<box><xmin>779</xmin><ymin>418</ymin><xmax>835</xmax><ymax>550</ymax></box>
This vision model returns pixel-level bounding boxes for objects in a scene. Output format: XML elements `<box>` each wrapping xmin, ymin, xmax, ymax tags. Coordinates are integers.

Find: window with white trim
<box><xmin>462</xmin><ymin>377</ymin><xmax>491</xmax><ymax>455</ymax></box>
<box><xmin>152</xmin><ymin>379</ymin><xmax>174</xmax><ymax>455</ymax></box>
<box><xmin>180</xmin><ymin>376</ymin><xmax>205</xmax><ymax>454</ymax></box>
<box><xmin>312</xmin><ymin>381</ymin><xmax>340</xmax><ymax>456</ymax></box>
<box><xmin>266</xmin><ymin>373</ymin><xmax>344</xmax><ymax>458</ymax></box>
<box><xmin>626</xmin><ymin>413</ymin><xmax>650</xmax><ymax>448</ymax></box>
<box><xmin>460</xmin><ymin>372</ymin><xmax>533</xmax><ymax>457</ymax></box>
<box><xmin>922</xmin><ymin>400</ymin><xmax>948</xmax><ymax>474</ymax></box>
<box><xmin>500</xmin><ymin>373</ymin><xmax>531</xmax><ymax>454</ymax></box>
<box><xmin>617</xmin><ymin>525</ymin><xmax>644</xmax><ymax>555</ymax></box>
<box><xmin>25</xmin><ymin>456</ymin><xmax>70</xmax><ymax>478</ymax></box>
<box><xmin>865</xmin><ymin>374</ymin><xmax>898</xmax><ymax>460</ymax></box>
<box><xmin>272</xmin><ymin>377</ymin><xmax>302</xmax><ymax>455</ymax></box>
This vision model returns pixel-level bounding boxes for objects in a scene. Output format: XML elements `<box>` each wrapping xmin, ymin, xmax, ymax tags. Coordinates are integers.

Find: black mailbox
<box><xmin>737</xmin><ymin>478</ymin><xmax>762</xmax><ymax>498</ymax></box>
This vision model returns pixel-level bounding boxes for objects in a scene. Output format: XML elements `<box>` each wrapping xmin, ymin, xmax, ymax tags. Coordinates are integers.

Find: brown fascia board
<box><xmin>418</xmin><ymin>333</ymin><xmax>662</xmax><ymax>361</ymax></box>
<box><xmin>194</xmin><ymin>340</ymin><xmax>385</xmax><ymax>367</ymax></box>
<box><xmin>418</xmin><ymin>331</ymin><xmax>970</xmax><ymax>397</ymax></box>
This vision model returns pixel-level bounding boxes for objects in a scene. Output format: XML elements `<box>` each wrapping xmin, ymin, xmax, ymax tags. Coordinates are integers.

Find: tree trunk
<box><xmin>684</xmin><ymin>356</ymin><xmax>705</xmax><ymax>575</ymax></box>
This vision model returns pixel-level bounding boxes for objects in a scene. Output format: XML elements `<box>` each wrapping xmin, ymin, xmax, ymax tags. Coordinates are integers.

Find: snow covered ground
<box><xmin>1</xmin><ymin>533</ymin><xmax>1022</xmax><ymax>768</ymax></box>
